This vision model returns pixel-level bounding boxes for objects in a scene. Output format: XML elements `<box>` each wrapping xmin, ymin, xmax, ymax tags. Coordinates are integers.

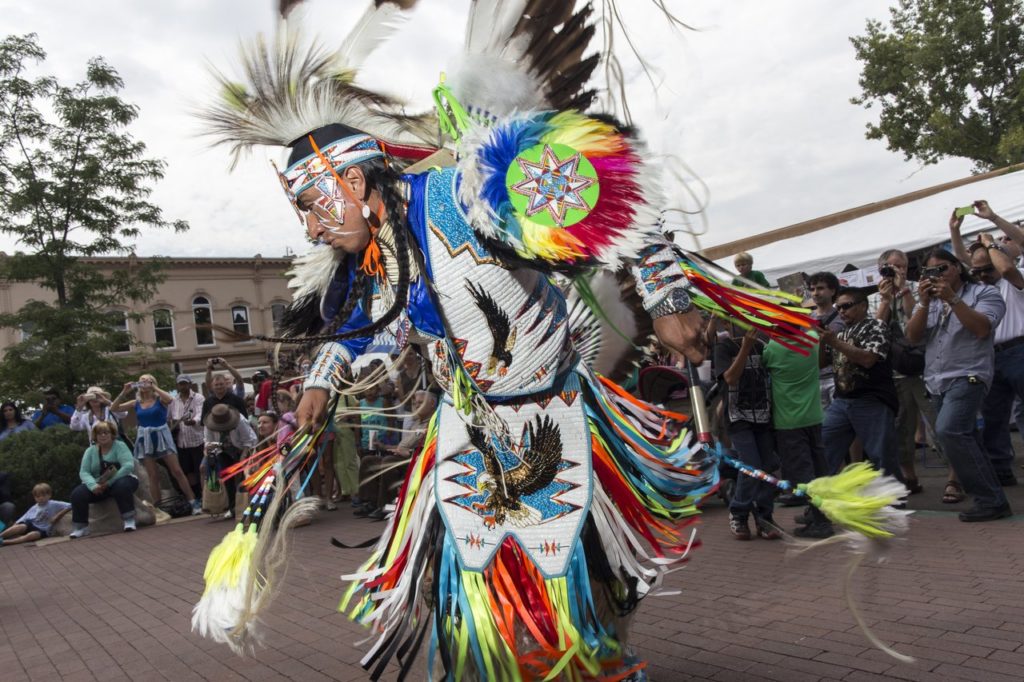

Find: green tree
<box><xmin>0</xmin><ymin>34</ymin><xmax>187</xmax><ymax>400</ymax></box>
<box><xmin>850</xmin><ymin>0</ymin><xmax>1024</xmax><ymax>171</ymax></box>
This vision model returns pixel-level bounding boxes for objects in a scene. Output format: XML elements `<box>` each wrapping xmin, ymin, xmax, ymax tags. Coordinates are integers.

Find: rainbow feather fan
<box><xmin>457</xmin><ymin>111</ymin><xmax>662</xmax><ymax>267</ymax></box>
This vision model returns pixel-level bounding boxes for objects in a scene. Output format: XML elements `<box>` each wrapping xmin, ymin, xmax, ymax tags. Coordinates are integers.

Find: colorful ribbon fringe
<box><xmin>341</xmin><ymin>369</ymin><xmax>717</xmax><ymax>681</ymax></box>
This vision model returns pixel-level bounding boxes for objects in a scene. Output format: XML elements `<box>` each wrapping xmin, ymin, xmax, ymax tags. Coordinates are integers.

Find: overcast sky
<box><xmin>2</xmin><ymin>0</ymin><xmax>975</xmax><ymax>260</ymax></box>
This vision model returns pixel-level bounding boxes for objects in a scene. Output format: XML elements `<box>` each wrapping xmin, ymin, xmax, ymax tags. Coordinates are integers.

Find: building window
<box><xmin>231</xmin><ymin>305</ymin><xmax>251</xmax><ymax>337</ymax></box>
<box><xmin>153</xmin><ymin>308</ymin><xmax>175</xmax><ymax>348</ymax></box>
<box><xmin>193</xmin><ymin>296</ymin><xmax>214</xmax><ymax>346</ymax></box>
<box><xmin>19</xmin><ymin>321</ymin><xmax>35</xmax><ymax>342</ymax></box>
<box><xmin>109</xmin><ymin>310</ymin><xmax>130</xmax><ymax>353</ymax></box>
<box><xmin>271</xmin><ymin>302</ymin><xmax>287</xmax><ymax>333</ymax></box>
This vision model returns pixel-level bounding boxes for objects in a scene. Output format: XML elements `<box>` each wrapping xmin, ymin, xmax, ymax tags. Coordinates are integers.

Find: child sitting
<box><xmin>0</xmin><ymin>482</ymin><xmax>71</xmax><ymax>545</ymax></box>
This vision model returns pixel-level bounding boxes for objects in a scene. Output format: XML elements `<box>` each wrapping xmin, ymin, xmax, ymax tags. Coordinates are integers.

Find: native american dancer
<box><xmin>191</xmin><ymin>2</ymin><xmax>910</xmax><ymax>679</ymax></box>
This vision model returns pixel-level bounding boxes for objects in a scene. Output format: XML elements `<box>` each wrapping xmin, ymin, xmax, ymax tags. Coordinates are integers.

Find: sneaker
<box><xmin>754</xmin><ymin>517</ymin><xmax>782</xmax><ymax>540</ymax></box>
<box><xmin>368</xmin><ymin>508</ymin><xmax>387</xmax><ymax>521</ymax></box>
<box><xmin>793</xmin><ymin>523</ymin><xmax>834</xmax><ymax>539</ymax></box>
<box><xmin>191</xmin><ymin>499</ymin><xmax>203</xmax><ymax>516</ymax></box>
<box><xmin>325</xmin><ymin>501</ymin><xmax>338</xmax><ymax>511</ymax></box>
<box><xmin>776</xmin><ymin>493</ymin><xmax>808</xmax><ymax>507</ymax></box>
<box><xmin>728</xmin><ymin>513</ymin><xmax>751</xmax><ymax>540</ymax></box>
<box><xmin>350</xmin><ymin>496</ymin><xmax>363</xmax><ymax>507</ymax></box>
<box><xmin>123</xmin><ymin>518</ymin><xmax>137</xmax><ymax>532</ymax></box>
<box><xmin>793</xmin><ymin>508</ymin><xmax>812</xmax><ymax>526</ymax></box>
<box><xmin>354</xmin><ymin>504</ymin><xmax>375</xmax><ymax>518</ymax></box>
<box><xmin>221</xmin><ymin>510</ymin><xmax>235</xmax><ymax>520</ymax></box>
<box><xmin>69</xmin><ymin>527</ymin><xmax>90</xmax><ymax>539</ymax></box>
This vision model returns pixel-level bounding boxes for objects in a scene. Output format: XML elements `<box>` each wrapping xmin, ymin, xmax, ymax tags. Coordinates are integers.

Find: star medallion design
<box><xmin>507</xmin><ymin>143</ymin><xmax>599</xmax><ymax>227</ymax></box>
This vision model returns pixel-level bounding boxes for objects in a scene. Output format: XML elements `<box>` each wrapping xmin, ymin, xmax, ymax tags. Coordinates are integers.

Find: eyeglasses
<box><xmin>835</xmin><ymin>301</ymin><xmax>864</xmax><ymax>312</ymax></box>
<box><xmin>971</xmin><ymin>265</ymin><xmax>996</xmax><ymax>276</ymax></box>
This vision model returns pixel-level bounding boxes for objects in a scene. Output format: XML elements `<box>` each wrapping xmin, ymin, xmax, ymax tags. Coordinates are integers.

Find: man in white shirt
<box><xmin>966</xmin><ymin>201</ymin><xmax>1024</xmax><ymax>486</ymax></box>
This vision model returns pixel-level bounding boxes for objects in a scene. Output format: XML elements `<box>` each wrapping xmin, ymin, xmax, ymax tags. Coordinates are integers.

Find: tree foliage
<box><xmin>0</xmin><ymin>33</ymin><xmax>187</xmax><ymax>399</ymax></box>
<box><xmin>850</xmin><ymin>0</ymin><xmax>1024</xmax><ymax>171</ymax></box>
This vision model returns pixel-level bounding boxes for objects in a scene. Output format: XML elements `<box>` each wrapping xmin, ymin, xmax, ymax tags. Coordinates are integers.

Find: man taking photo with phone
<box><xmin>906</xmin><ymin>246</ymin><xmax>1010</xmax><ymax>521</ymax></box>
<box><xmin>957</xmin><ymin>201</ymin><xmax>1024</xmax><ymax>487</ymax></box>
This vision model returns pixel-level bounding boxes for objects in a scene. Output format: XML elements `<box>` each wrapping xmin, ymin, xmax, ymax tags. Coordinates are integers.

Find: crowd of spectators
<box><xmin>1</xmin><ymin>200</ymin><xmax>1019</xmax><ymax>548</ymax></box>
<box><xmin>0</xmin><ymin>345</ymin><xmax>441</xmax><ymax>544</ymax></box>
<box><xmin>709</xmin><ymin>199</ymin><xmax>1019</xmax><ymax>540</ymax></box>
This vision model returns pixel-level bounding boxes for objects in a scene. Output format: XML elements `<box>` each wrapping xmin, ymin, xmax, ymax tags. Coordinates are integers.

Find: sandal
<box><xmin>942</xmin><ymin>480</ymin><xmax>965</xmax><ymax>504</ymax></box>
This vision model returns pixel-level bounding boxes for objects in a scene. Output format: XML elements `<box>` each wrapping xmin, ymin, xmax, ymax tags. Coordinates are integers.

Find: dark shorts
<box><xmin>22</xmin><ymin>520</ymin><xmax>49</xmax><ymax>538</ymax></box>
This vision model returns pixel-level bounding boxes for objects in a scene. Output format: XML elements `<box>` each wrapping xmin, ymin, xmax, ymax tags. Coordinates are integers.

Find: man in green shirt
<box><xmin>761</xmin><ymin>332</ymin><xmax>834</xmax><ymax>538</ymax></box>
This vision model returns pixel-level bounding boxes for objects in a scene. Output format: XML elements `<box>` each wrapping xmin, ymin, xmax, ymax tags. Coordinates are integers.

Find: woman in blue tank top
<box><xmin>112</xmin><ymin>374</ymin><xmax>200</xmax><ymax>514</ymax></box>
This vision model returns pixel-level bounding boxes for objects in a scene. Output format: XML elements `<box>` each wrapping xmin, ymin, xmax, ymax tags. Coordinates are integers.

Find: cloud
<box><xmin>0</xmin><ymin>0</ymin><xmax>978</xmax><ymax>265</ymax></box>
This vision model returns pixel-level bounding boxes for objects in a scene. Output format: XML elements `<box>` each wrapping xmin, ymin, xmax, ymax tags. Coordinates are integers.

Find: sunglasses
<box><xmin>970</xmin><ymin>265</ymin><xmax>996</xmax><ymax>276</ymax></box>
<box><xmin>835</xmin><ymin>301</ymin><xmax>865</xmax><ymax>312</ymax></box>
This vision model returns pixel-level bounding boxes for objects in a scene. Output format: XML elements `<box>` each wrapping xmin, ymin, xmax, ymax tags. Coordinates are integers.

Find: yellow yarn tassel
<box><xmin>797</xmin><ymin>462</ymin><xmax>909</xmax><ymax>539</ymax></box>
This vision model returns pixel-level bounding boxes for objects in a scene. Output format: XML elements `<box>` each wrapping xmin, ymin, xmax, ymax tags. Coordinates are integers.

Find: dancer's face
<box><xmin>296</xmin><ymin>167</ymin><xmax>372</xmax><ymax>254</ymax></box>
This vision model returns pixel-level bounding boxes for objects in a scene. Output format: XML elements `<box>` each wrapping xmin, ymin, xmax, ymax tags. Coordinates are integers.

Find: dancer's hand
<box><xmin>296</xmin><ymin>387</ymin><xmax>329</xmax><ymax>430</ymax></box>
<box><xmin>654</xmin><ymin>309</ymin><xmax>707</xmax><ymax>364</ymax></box>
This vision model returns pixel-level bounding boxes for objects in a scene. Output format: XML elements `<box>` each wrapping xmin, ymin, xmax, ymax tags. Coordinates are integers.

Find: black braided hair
<box><xmin>252</xmin><ymin>157</ymin><xmax>412</xmax><ymax>346</ymax></box>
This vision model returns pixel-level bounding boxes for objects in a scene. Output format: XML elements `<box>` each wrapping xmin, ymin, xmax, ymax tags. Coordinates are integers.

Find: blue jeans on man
<box><xmin>728</xmin><ymin>426</ymin><xmax>777</xmax><ymax>518</ymax></box>
<box><xmin>981</xmin><ymin>344</ymin><xmax>1024</xmax><ymax>483</ymax></box>
<box><xmin>822</xmin><ymin>397</ymin><xmax>900</xmax><ymax>478</ymax></box>
<box><xmin>935</xmin><ymin>377</ymin><xmax>1009</xmax><ymax>512</ymax></box>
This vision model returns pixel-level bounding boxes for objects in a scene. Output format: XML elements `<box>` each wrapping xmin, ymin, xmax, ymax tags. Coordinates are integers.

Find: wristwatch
<box><xmin>987</xmin><ymin>244</ymin><xmax>1005</xmax><ymax>253</ymax></box>
<box><xmin>649</xmin><ymin>287</ymin><xmax>694</xmax><ymax>318</ymax></box>
<box><xmin>948</xmin><ymin>294</ymin><xmax>962</xmax><ymax>307</ymax></box>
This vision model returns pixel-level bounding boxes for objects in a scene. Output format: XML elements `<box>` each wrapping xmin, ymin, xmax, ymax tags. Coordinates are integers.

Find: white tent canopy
<box><xmin>729</xmin><ymin>169</ymin><xmax>1024</xmax><ymax>282</ymax></box>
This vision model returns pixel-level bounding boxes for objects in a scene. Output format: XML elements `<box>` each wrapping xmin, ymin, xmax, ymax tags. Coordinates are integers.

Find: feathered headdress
<box><xmin>199</xmin><ymin>2</ymin><xmax>436</xmax><ymax>168</ymax></box>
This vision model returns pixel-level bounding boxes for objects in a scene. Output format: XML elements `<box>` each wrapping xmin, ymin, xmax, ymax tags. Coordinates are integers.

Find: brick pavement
<box><xmin>0</xmin><ymin>492</ymin><xmax>1021</xmax><ymax>681</ymax></box>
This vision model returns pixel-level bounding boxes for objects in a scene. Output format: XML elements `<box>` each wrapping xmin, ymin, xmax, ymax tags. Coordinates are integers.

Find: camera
<box><xmin>921</xmin><ymin>266</ymin><xmax>944</xmax><ymax>280</ymax></box>
<box><xmin>879</xmin><ymin>265</ymin><xmax>896</xmax><ymax>279</ymax></box>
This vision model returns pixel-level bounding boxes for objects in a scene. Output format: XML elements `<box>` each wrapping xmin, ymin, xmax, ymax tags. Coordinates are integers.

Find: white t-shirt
<box><xmin>994</xmin><ymin>271</ymin><xmax>1024</xmax><ymax>345</ymax></box>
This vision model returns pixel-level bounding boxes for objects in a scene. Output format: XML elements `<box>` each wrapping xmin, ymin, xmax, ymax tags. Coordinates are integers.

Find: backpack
<box><xmin>157</xmin><ymin>494</ymin><xmax>193</xmax><ymax>518</ymax></box>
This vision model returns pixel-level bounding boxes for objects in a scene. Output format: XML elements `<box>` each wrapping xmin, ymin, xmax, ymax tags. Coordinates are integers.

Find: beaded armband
<box><xmin>303</xmin><ymin>342</ymin><xmax>352</xmax><ymax>392</ymax></box>
<box><xmin>630</xmin><ymin>242</ymin><xmax>693</xmax><ymax>316</ymax></box>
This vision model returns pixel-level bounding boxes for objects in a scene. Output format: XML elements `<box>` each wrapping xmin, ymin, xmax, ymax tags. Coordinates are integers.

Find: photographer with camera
<box><xmin>70</xmin><ymin>386</ymin><xmax>127</xmax><ymax>440</ymax></box>
<box><xmin>203</xmin><ymin>404</ymin><xmax>257</xmax><ymax>519</ymax></box>
<box><xmin>203</xmin><ymin>356</ymin><xmax>245</xmax><ymax>401</ymax></box>
<box><xmin>953</xmin><ymin>201</ymin><xmax>1024</xmax><ymax>487</ymax></box>
<box><xmin>201</xmin><ymin>358</ymin><xmax>248</xmax><ymax>423</ymax></box>
<box><xmin>869</xmin><ymin>249</ymin><xmax>936</xmax><ymax>496</ymax></box>
<box><xmin>906</xmin><ymin>248</ymin><xmax>1010</xmax><ymax>522</ymax></box>
<box><xmin>169</xmin><ymin>375</ymin><xmax>205</xmax><ymax>499</ymax></box>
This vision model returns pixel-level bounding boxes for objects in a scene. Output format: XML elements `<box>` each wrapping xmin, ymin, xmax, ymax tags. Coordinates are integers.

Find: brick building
<box><xmin>0</xmin><ymin>253</ymin><xmax>294</xmax><ymax>379</ymax></box>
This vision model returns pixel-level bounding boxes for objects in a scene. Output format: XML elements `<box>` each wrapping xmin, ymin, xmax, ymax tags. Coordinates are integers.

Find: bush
<box><xmin>0</xmin><ymin>426</ymin><xmax>89</xmax><ymax>513</ymax></box>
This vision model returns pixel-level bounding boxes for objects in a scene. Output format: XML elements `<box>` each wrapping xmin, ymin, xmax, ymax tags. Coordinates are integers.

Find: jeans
<box><xmin>981</xmin><ymin>344</ymin><xmax>1024</xmax><ymax>478</ymax></box>
<box><xmin>822</xmin><ymin>397</ymin><xmax>900</xmax><ymax>478</ymax></box>
<box><xmin>70</xmin><ymin>476</ymin><xmax>139</xmax><ymax>524</ymax></box>
<box><xmin>728</xmin><ymin>426</ymin><xmax>777</xmax><ymax>517</ymax></box>
<box><xmin>774</xmin><ymin>425</ymin><xmax>831</xmax><ymax>526</ymax></box>
<box><xmin>934</xmin><ymin>377</ymin><xmax>1009</xmax><ymax>511</ymax></box>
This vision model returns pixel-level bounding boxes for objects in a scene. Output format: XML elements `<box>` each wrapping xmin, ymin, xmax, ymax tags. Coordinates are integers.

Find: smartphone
<box><xmin>955</xmin><ymin>205</ymin><xmax>976</xmax><ymax>218</ymax></box>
